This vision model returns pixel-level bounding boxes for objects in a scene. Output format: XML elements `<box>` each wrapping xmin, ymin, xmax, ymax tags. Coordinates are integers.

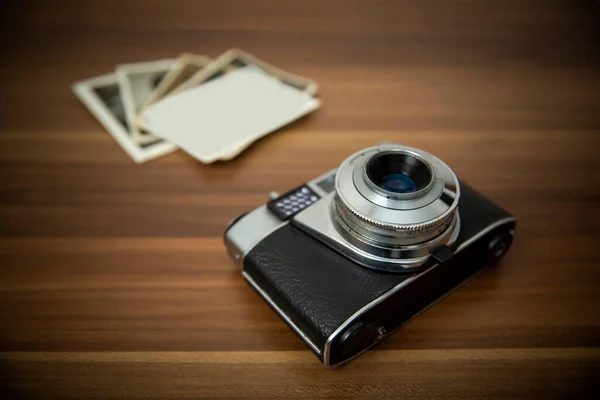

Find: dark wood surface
<box><xmin>1</xmin><ymin>1</ymin><xmax>599</xmax><ymax>398</ymax></box>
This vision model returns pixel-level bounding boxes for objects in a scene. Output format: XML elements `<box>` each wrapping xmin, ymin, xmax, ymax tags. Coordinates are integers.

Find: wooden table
<box><xmin>1</xmin><ymin>1</ymin><xmax>599</xmax><ymax>398</ymax></box>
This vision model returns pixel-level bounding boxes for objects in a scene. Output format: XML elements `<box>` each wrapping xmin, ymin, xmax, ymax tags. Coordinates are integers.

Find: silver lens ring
<box><xmin>333</xmin><ymin>144</ymin><xmax>460</xmax><ymax>264</ymax></box>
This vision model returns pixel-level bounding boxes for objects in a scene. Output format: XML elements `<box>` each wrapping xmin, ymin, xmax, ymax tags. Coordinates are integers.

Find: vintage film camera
<box><xmin>225</xmin><ymin>144</ymin><xmax>516</xmax><ymax>366</ymax></box>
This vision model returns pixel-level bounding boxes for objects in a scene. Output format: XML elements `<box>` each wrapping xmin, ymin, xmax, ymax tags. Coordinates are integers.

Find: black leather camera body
<box><xmin>224</xmin><ymin>144</ymin><xmax>515</xmax><ymax>366</ymax></box>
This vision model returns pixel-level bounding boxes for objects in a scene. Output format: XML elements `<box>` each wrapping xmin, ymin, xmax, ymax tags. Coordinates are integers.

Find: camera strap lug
<box><xmin>430</xmin><ymin>245</ymin><xmax>454</xmax><ymax>264</ymax></box>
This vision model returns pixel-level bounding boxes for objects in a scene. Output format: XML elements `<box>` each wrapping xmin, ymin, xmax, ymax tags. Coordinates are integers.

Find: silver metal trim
<box><xmin>224</xmin><ymin>205</ymin><xmax>286</xmax><ymax>270</ymax></box>
<box><xmin>293</xmin><ymin>194</ymin><xmax>461</xmax><ymax>271</ymax></box>
<box><xmin>242</xmin><ymin>271</ymin><xmax>322</xmax><ymax>356</ymax></box>
<box><xmin>226</xmin><ymin>169</ymin><xmax>338</xmax><ymax>269</ymax></box>
<box><xmin>333</xmin><ymin>197</ymin><xmax>461</xmax><ymax>249</ymax></box>
<box><xmin>322</xmin><ymin>216</ymin><xmax>516</xmax><ymax>366</ymax></box>
<box><xmin>456</xmin><ymin>216</ymin><xmax>516</xmax><ymax>253</ymax></box>
<box><xmin>307</xmin><ymin>168</ymin><xmax>337</xmax><ymax>197</ymax></box>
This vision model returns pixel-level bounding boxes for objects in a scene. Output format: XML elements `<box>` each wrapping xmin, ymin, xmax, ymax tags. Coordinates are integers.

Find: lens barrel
<box><xmin>366</xmin><ymin>152</ymin><xmax>432</xmax><ymax>194</ymax></box>
<box><xmin>332</xmin><ymin>145</ymin><xmax>461</xmax><ymax>270</ymax></box>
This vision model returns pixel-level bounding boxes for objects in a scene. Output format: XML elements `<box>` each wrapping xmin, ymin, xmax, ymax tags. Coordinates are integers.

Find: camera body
<box><xmin>224</xmin><ymin>144</ymin><xmax>515</xmax><ymax>366</ymax></box>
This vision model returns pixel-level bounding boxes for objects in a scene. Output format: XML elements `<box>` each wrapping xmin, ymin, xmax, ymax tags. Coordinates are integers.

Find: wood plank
<box><xmin>1</xmin><ymin>0</ymin><xmax>599</xmax><ymax>398</ymax></box>
<box><xmin>2</xmin><ymin>349</ymin><xmax>598</xmax><ymax>399</ymax></box>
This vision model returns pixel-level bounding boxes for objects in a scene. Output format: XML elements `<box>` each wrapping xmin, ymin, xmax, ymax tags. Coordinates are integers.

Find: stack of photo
<box><xmin>73</xmin><ymin>49</ymin><xmax>321</xmax><ymax>163</ymax></box>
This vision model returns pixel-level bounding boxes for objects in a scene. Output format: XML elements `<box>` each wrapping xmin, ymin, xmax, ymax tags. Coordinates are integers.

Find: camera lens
<box><xmin>332</xmin><ymin>144</ymin><xmax>461</xmax><ymax>271</ymax></box>
<box><xmin>366</xmin><ymin>152</ymin><xmax>432</xmax><ymax>194</ymax></box>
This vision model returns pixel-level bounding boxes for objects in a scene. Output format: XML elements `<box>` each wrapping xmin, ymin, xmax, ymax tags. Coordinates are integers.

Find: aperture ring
<box><xmin>335</xmin><ymin>192</ymin><xmax>459</xmax><ymax>233</ymax></box>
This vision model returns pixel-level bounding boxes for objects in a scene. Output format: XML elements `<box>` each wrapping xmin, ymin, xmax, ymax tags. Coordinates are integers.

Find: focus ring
<box><xmin>334</xmin><ymin>191</ymin><xmax>459</xmax><ymax>233</ymax></box>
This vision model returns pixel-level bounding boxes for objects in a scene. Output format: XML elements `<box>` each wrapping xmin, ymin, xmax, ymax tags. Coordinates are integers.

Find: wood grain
<box><xmin>1</xmin><ymin>0</ymin><xmax>599</xmax><ymax>398</ymax></box>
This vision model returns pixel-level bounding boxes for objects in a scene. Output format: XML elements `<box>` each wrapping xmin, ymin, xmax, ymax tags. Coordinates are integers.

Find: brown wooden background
<box><xmin>1</xmin><ymin>0</ymin><xmax>599</xmax><ymax>398</ymax></box>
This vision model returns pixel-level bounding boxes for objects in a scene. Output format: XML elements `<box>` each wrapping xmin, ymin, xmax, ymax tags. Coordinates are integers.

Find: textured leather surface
<box><xmin>244</xmin><ymin>225</ymin><xmax>411</xmax><ymax>350</ymax></box>
<box><xmin>457</xmin><ymin>182</ymin><xmax>513</xmax><ymax>244</ymax></box>
<box><xmin>243</xmin><ymin>183</ymin><xmax>512</xmax><ymax>351</ymax></box>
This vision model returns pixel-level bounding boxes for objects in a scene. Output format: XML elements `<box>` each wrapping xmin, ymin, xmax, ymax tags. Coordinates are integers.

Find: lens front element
<box><xmin>379</xmin><ymin>173</ymin><xmax>416</xmax><ymax>193</ymax></box>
